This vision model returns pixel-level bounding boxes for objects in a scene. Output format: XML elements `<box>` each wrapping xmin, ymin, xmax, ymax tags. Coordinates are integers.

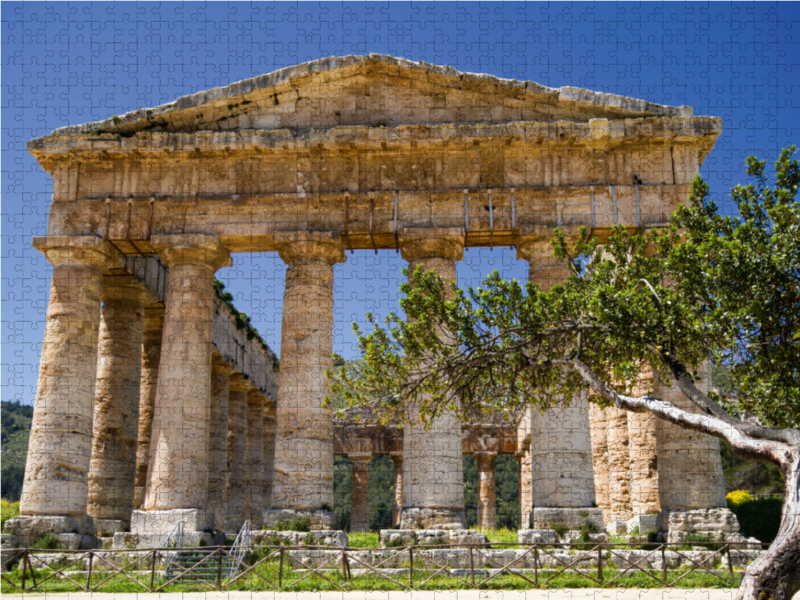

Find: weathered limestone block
<box><xmin>252</xmin><ymin>529</ymin><xmax>348</xmax><ymax>547</ymax></box>
<box><xmin>134</xmin><ymin>307</ymin><xmax>164</xmax><ymax>509</ymax></box>
<box><xmin>663</xmin><ymin>508</ymin><xmax>740</xmax><ymax>543</ymax></box>
<box><xmin>378</xmin><ymin>529</ymin><xmax>488</xmax><ymax>548</ymax></box>
<box><xmin>531</xmin><ymin>507</ymin><xmax>605</xmax><ymax>531</ymax></box>
<box><xmin>628</xmin><ymin>371</ymin><xmax>661</xmax><ymax>516</ymax></box>
<box><xmin>260</xmin><ymin>509</ymin><xmax>336</xmax><ymax>531</ymax></box>
<box><xmin>3</xmin><ymin>515</ymin><xmax>96</xmax><ymax>546</ymax></box>
<box><xmin>131</xmin><ymin>508</ymin><xmax>213</xmax><ymax>534</ymax></box>
<box><xmin>474</xmin><ymin>451</ymin><xmax>497</xmax><ymax>530</ymax></box>
<box><xmin>588</xmin><ymin>403</ymin><xmax>611</xmax><ymax>522</ymax></box>
<box><xmin>398</xmin><ymin>231</ymin><xmax>466</xmax><ymax>530</ymax></box>
<box><xmin>20</xmin><ymin>236</ymin><xmax>118</xmax><ymax>522</ymax></box>
<box><xmin>349</xmin><ymin>453</ymin><xmax>371</xmax><ymax>533</ymax></box>
<box><xmin>88</xmin><ymin>278</ymin><xmax>147</xmax><ymax>527</ymax></box>
<box><xmin>517</xmin><ymin>529</ymin><xmax>558</xmax><ymax>544</ymax></box>
<box><xmin>262</xmin><ymin>402</ymin><xmax>277</xmax><ymax>510</ymax></box>
<box><xmin>517</xmin><ymin>448</ymin><xmax>533</xmax><ymax>529</ymax></box>
<box><xmin>208</xmin><ymin>360</ymin><xmax>233</xmax><ymax>533</ymax></box>
<box><xmin>245</xmin><ymin>390</ymin><xmax>266</xmax><ymax>527</ymax></box>
<box><xmin>224</xmin><ymin>376</ymin><xmax>249</xmax><ymax>533</ymax></box>
<box><xmin>141</xmin><ymin>234</ymin><xmax>231</xmax><ymax>523</ymax></box>
<box><xmin>606</xmin><ymin>406</ymin><xmax>633</xmax><ymax>521</ymax></box>
<box><xmin>266</xmin><ymin>234</ymin><xmax>344</xmax><ymax>529</ymax></box>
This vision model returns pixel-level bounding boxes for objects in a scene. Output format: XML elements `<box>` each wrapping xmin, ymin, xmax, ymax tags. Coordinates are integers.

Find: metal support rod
<box><xmin>612</xmin><ymin>184</ymin><xmax>618</xmax><ymax>225</ymax></box>
<box><xmin>511</xmin><ymin>192</ymin><xmax>516</xmax><ymax>228</ymax></box>
<box><xmin>590</xmin><ymin>190</ymin><xmax>596</xmax><ymax>229</ymax></box>
<box><xmin>464</xmin><ymin>189</ymin><xmax>469</xmax><ymax>231</ymax></box>
<box><xmin>635</xmin><ymin>182</ymin><xmax>641</xmax><ymax>228</ymax></box>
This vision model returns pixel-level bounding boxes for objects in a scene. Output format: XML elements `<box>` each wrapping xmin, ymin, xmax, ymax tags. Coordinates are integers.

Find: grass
<box><xmin>267</xmin><ymin>517</ymin><xmax>311</xmax><ymax>532</ymax></box>
<box><xmin>470</xmin><ymin>526</ymin><xmax>518</xmax><ymax>544</ymax></box>
<box><xmin>348</xmin><ymin>532</ymin><xmax>381</xmax><ymax>548</ymax></box>
<box><xmin>0</xmin><ymin>553</ymin><xmax>744</xmax><ymax>594</ymax></box>
<box><xmin>1</xmin><ymin>499</ymin><xmax>20</xmax><ymax>528</ymax></box>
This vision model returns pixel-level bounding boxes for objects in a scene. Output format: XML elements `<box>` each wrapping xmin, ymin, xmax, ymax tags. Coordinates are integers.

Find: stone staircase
<box><xmin>165</xmin><ymin>548</ymin><xmax>236</xmax><ymax>582</ymax></box>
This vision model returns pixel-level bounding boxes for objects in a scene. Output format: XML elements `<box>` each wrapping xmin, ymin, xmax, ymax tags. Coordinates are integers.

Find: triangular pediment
<box><xmin>49</xmin><ymin>54</ymin><xmax>693</xmax><ymax>137</ymax></box>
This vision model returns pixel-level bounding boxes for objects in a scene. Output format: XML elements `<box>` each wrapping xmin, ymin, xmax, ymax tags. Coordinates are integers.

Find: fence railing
<box><xmin>1</xmin><ymin>540</ymin><xmax>763</xmax><ymax>593</ymax></box>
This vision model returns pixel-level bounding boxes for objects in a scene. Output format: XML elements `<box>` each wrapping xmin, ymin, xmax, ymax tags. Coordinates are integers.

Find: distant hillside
<box><xmin>1</xmin><ymin>401</ymin><xmax>33</xmax><ymax>501</ymax></box>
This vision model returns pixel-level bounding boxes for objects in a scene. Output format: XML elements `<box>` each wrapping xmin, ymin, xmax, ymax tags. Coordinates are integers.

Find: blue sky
<box><xmin>3</xmin><ymin>2</ymin><xmax>799</xmax><ymax>404</ymax></box>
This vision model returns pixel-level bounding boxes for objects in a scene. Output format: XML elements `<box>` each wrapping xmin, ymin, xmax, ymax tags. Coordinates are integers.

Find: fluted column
<box><xmin>606</xmin><ymin>406</ymin><xmax>633</xmax><ymax>521</ymax></box>
<box><xmin>225</xmin><ymin>375</ymin><xmax>249</xmax><ymax>533</ymax></box>
<box><xmin>517</xmin><ymin>238</ymin><xmax>598</xmax><ymax>529</ymax></box>
<box><xmin>208</xmin><ymin>359</ymin><xmax>234</xmax><ymax>533</ymax></box>
<box><xmin>517</xmin><ymin>450</ymin><xmax>532</xmax><ymax>528</ymax></box>
<box><xmin>137</xmin><ymin>234</ymin><xmax>230</xmax><ymax>533</ymax></box>
<box><xmin>134</xmin><ymin>307</ymin><xmax>164</xmax><ymax>509</ymax></box>
<box><xmin>398</xmin><ymin>229</ymin><xmax>466</xmax><ymax>530</ymax></box>
<box><xmin>588</xmin><ymin>403</ymin><xmax>611</xmax><ymax>523</ymax></box>
<box><xmin>264</xmin><ymin>233</ymin><xmax>344</xmax><ymax>530</ymax></box>
<box><xmin>390</xmin><ymin>452</ymin><xmax>403</xmax><ymax>528</ymax></box>
<box><xmin>262</xmin><ymin>402</ymin><xmax>277</xmax><ymax>511</ymax></box>
<box><xmin>475</xmin><ymin>451</ymin><xmax>498</xmax><ymax>530</ymax></box>
<box><xmin>245</xmin><ymin>390</ymin><xmax>265</xmax><ymax>527</ymax></box>
<box><xmin>87</xmin><ymin>278</ymin><xmax>147</xmax><ymax>532</ymax></box>
<box><xmin>18</xmin><ymin>236</ymin><xmax>117</xmax><ymax>531</ymax></box>
<box><xmin>349</xmin><ymin>453</ymin><xmax>372</xmax><ymax>533</ymax></box>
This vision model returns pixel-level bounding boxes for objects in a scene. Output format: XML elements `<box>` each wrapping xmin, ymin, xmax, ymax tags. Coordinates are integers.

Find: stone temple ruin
<box><xmin>5</xmin><ymin>55</ymin><xmax>744</xmax><ymax>550</ymax></box>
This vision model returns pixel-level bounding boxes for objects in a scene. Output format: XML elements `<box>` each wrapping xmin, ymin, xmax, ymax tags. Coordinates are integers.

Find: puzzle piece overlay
<box><xmin>6</xmin><ymin>56</ymin><xmax>740</xmax><ymax>549</ymax></box>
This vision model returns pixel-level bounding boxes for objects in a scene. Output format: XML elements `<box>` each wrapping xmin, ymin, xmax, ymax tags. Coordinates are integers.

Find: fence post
<box><xmin>21</xmin><ymin>550</ymin><xmax>27</xmax><ymax>591</ymax></box>
<box><xmin>533</xmin><ymin>545</ymin><xmax>539</xmax><ymax>586</ymax></box>
<box><xmin>85</xmin><ymin>551</ymin><xmax>94</xmax><ymax>591</ymax></box>
<box><xmin>216</xmin><ymin>547</ymin><xmax>223</xmax><ymax>589</ymax></box>
<box><xmin>661</xmin><ymin>545</ymin><xmax>667</xmax><ymax>585</ymax></box>
<box><xmin>342</xmin><ymin>549</ymin><xmax>349</xmax><ymax>584</ymax></box>
<box><xmin>597</xmin><ymin>546</ymin><xmax>603</xmax><ymax>584</ymax></box>
<box><xmin>278</xmin><ymin>547</ymin><xmax>284</xmax><ymax>588</ymax></box>
<box><xmin>469</xmin><ymin>544</ymin><xmax>475</xmax><ymax>586</ymax></box>
<box><xmin>726</xmin><ymin>544</ymin><xmax>734</xmax><ymax>585</ymax></box>
<box><xmin>150</xmin><ymin>549</ymin><xmax>157</xmax><ymax>590</ymax></box>
<box><xmin>409</xmin><ymin>547</ymin><xmax>414</xmax><ymax>588</ymax></box>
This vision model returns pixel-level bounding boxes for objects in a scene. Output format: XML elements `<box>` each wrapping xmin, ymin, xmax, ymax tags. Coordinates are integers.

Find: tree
<box><xmin>329</xmin><ymin>149</ymin><xmax>800</xmax><ymax>600</ymax></box>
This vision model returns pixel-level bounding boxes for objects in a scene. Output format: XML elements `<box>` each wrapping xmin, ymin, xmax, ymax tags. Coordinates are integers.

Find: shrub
<box><xmin>302</xmin><ymin>533</ymin><xmax>316</xmax><ymax>545</ymax></box>
<box><xmin>270</xmin><ymin>517</ymin><xmax>310</xmax><ymax>532</ymax></box>
<box><xmin>728</xmin><ymin>496</ymin><xmax>782</xmax><ymax>543</ymax></box>
<box><xmin>551</xmin><ymin>522</ymin><xmax>569</xmax><ymax>537</ymax></box>
<box><xmin>726</xmin><ymin>489</ymin><xmax>754</xmax><ymax>507</ymax></box>
<box><xmin>384</xmin><ymin>537</ymin><xmax>405</xmax><ymax>548</ymax></box>
<box><xmin>1</xmin><ymin>499</ymin><xmax>20</xmax><ymax>529</ymax></box>
<box><xmin>30</xmin><ymin>534</ymin><xmax>61</xmax><ymax>549</ymax></box>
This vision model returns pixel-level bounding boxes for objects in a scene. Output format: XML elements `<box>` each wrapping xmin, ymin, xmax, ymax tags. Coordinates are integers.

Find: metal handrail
<box><xmin>159</xmin><ymin>521</ymin><xmax>184</xmax><ymax>578</ymax></box>
<box><xmin>226</xmin><ymin>520</ymin><xmax>252</xmax><ymax>580</ymax></box>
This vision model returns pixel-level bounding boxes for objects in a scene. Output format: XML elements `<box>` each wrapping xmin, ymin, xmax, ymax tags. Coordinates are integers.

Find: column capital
<box><xmin>150</xmin><ymin>233</ymin><xmax>231</xmax><ymax>270</ymax></box>
<box><xmin>275</xmin><ymin>231</ymin><xmax>345</xmax><ymax>265</ymax></box>
<box><xmin>348</xmin><ymin>452</ymin><xmax>372</xmax><ymax>464</ymax></box>
<box><xmin>399</xmin><ymin>227</ymin><xmax>464</xmax><ymax>262</ymax></box>
<box><xmin>33</xmin><ymin>235</ymin><xmax>121</xmax><ymax>272</ymax></box>
<box><xmin>228</xmin><ymin>374</ymin><xmax>251</xmax><ymax>392</ymax></box>
<box><xmin>473</xmin><ymin>450</ymin><xmax>498</xmax><ymax>463</ymax></box>
<box><xmin>101</xmin><ymin>275</ymin><xmax>150</xmax><ymax>305</ymax></box>
<box><xmin>247</xmin><ymin>389</ymin><xmax>267</xmax><ymax>406</ymax></box>
<box><xmin>211</xmin><ymin>357</ymin><xmax>236</xmax><ymax>378</ymax></box>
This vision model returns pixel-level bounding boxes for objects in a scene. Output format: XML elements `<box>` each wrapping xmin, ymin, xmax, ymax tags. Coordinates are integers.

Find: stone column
<box><xmin>137</xmin><ymin>234</ymin><xmax>230</xmax><ymax>535</ymax></box>
<box><xmin>224</xmin><ymin>375</ymin><xmax>249</xmax><ymax>534</ymax></box>
<box><xmin>134</xmin><ymin>307</ymin><xmax>164</xmax><ymax>509</ymax></box>
<box><xmin>517</xmin><ymin>238</ymin><xmax>601</xmax><ymax>529</ymax></box>
<box><xmin>208</xmin><ymin>358</ymin><xmax>234</xmax><ymax>533</ymax></box>
<box><xmin>264</xmin><ymin>233</ymin><xmax>344</xmax><ymax>530</ymax></box>
<box><xmin>262</xmin><ymin>401</ymin><xmax>277</xmax><ymax>511</ymax></box>
<box><xmin>398</xmin><ymin>230</ymin><xmax>466</xmax><ymax>530</ymax></box>
<box><xmin>516</xmin><ymin>451</ymin><xmax>533</xmax><ymax>528</ymax></box>
<box><xmin>349</xmin><ymin>453</ymin><xmax>372</xmax><ymax>533</ymax></box>
<box><xmin>390</xmin><ymin>452</ymin><xmax>403</xmax><ymax>528</ymax></box>
<box><xmin>13</xmin><ymin>236</ymin><xmax>117</xmax><ymax>538</ymax></box>
<box><xmin>606</xmin><ymin>406</ymin><xmax>633</xmax><ymax>522</ymax></box>
<box><xmin>87</xmin><ymin>277</ymin><xmax>147</xmax><ymax>534</ymax></box>
<box><xmin>474</xmin><ymin>451</ymin><xmax>498</xmax><ymax>530</ymax></box>
<box><xmin>588</xmin><ymin>403</ymin><xmax>611</xmax><ymax>523</ymax></box>
<box><xmin>245</xmin><ymin>390</ymin><xmax>265</xmax><ymax>528</ymax></box>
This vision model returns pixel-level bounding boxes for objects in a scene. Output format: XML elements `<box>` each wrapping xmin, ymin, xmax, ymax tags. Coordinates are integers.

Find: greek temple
<box><xmin>7</xmin><ymin>55</ymin><xmax>737</xmax><ymax>548</ymax></box>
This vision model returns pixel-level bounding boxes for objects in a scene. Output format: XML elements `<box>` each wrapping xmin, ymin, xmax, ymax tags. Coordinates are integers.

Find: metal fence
<box><xmin>1</xmin><ymin>541</ymin><xmax>762</xmax><ymax>593</ymax></box>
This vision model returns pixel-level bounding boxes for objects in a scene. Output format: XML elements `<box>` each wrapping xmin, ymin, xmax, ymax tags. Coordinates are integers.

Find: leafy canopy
<box><xmin>328</xmin><ymin>148</ymin><xmax>800</xmax><ymax>430</ymax></box>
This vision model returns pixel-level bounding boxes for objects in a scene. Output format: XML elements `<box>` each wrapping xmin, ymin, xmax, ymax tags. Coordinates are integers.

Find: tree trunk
<box><xmin>737</xmin><ymin>450</ymin><xmax>800</xmax><ymax>600</ymax></box>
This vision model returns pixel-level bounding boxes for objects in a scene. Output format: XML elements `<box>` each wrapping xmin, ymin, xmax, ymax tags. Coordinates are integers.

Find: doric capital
<box><xmin>275</xmin><ymin>231</ymin><xmax>345</xmax><ymax>266</ymax></box>
<box><xmin>348</xmin><ymin>452</ymin><xmax>372</xmax><ymax>464</ymax></box>
<box><xmin>247</xmin><ymin>388</ymin><xmax>267</xmax><ymax>406</ymax></box>
<box><xmin>101</xmin><ymin>275</ymin><xmax>150</xmax><ymax>305</ymax></box>
<box><xmin>150</xmin><ymin>233</ymin><xmax>231</xmax><ymax>270</ymax></box>
<box><xmin>32</xmin><ymin>235</ymin><xmax>122</xmax><ymax>272</ymax></box>
<box><xmin>399</xmin><ymin>227</ymin><xmax>464</xmax><ymax>263</ymax></box>
<box><xmin>473</xmin><ymin>450</ymin><xmax>498</xmax><ymax>465</ymax></box>
<box><xmin>228</xmin><ymin>373</ymin><xmax>251</xmax><ymax>393</ymax></box>
<box><xmin>211</xmin><ymin>356</ymin><xmax>236</xmax><ymax>378</ymax></box>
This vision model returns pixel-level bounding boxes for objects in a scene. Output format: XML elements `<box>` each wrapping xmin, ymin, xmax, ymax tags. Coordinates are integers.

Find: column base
<box><xmin>130</xmin><ymin>509</ymin><xmax>214</xmax><ymax>534</ymax></box>
<box><xmin>531</xmin><ymin>507</ymin><xmax>604</xmax><ymax>531</ymax></box>
<box><xmin>262</xmin><ymin>509</ymin><xmax>335</xmax><ymax>530</ymax></box>
<box><xmin>94</xmin><ymin>519</ymin><xmax>128</xmax><ymax>537</ymax></box>
<box><xmin>3</xmin><ymin>515</ymin><xmax>97</xmax><ymax>547</ymax></box>
<box><xmin>398</xmin><ymin>507</ymin><xmax>466</xmax><ymax>530</ymax></box>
